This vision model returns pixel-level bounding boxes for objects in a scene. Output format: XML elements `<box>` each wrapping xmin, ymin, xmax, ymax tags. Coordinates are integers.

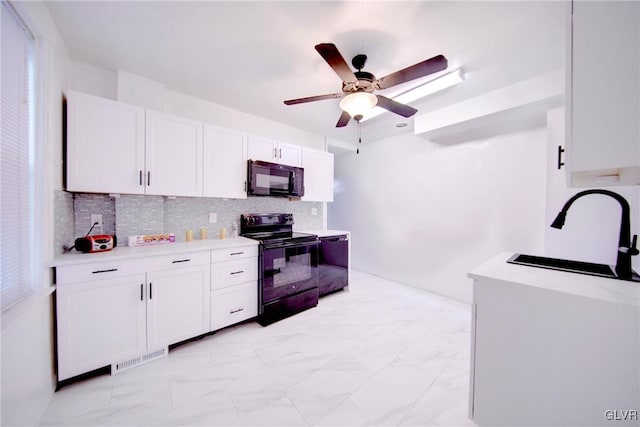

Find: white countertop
<box><xmin>469</xmin><ymin>252</ymin><xmax>640</xmax><ymax>307</ymax></box>
<box><xmin>52</xmin><ymin>237</ymin><xmax>259</xmax><ymax>267</ymax></box>
<box><xmin>298</xmin><ymin>229</ymin><xmax>350</xmax><ymax>238</ymax></box>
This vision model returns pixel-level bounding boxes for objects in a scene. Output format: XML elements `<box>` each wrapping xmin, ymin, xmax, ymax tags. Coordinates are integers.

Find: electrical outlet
<box><xmin>90</xmin><ymin>214</ymin><xmax>103</xmax><ymax>234</ymax></box>
<box><xmin>311</xmin><ymin>208</ymin><xmax>318</xmax><ymax>216</ymax></box>
<box><xmin>209</xmin><ymin>213</ymin><xmax>217</xmax><ymax>224</ymax></box>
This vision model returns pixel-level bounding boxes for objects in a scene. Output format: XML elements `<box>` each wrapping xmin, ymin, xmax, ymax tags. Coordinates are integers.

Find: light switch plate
<box><xmin>311</xmin><ymin>208</ymin><xmax>318</xmax><ymax>216</ymax></box>
<box><xmin>209</xmin><ymin>213</ymin><xmax>217</xmax><ymax>223</ymax></box>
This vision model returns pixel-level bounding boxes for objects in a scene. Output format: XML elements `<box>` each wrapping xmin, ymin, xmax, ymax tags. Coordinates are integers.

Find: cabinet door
<box><xmin>301</xmin><ymin>147</ymin><xmax>334</xmax><ymax>202</ymax></box>
<box><xmin>567</xmin><ymin>1</ymin><xmax>640</xmax><ymax>186</ymax></box>
<box><xmin>66</xmin><ymin>91</ymin><xmax>146</xmax><ymax>194</ymax></box>
<box><xmin>56</xmin><ymin>274</ymin><xmax>147</xmax><ymax>381</ymax></box>
<box><xmin>203</xmin><ymin>125</ymin><xmax>248</xmax><ymax>198</ymax></box>
<box><xmin>247</xmin><ymin>135</ymin><xmax>278</xmax><ymax>163</ymax></box>
<box><xmin>277</xmin><ymin>141</ymin><xmax>302</xmax><ymax>167</ymax></box>
<box><xmin>145</xmin><ymin>110</ymin><xmax>203</xmax><ymax>197</ymax></box>
<box><xmin>146</xmin><ymin>265</ymin><xmax>211</xmax><ymax>349</ymax></box>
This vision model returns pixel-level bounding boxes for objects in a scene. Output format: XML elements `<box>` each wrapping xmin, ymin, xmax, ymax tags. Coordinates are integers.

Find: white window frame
<box><xmin>1</xmin><ymin>0</ymin><xmax>48</xmax><ymax>325</ymax></box>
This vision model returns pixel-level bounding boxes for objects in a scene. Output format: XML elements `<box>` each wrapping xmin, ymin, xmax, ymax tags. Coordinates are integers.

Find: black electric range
<box><xmin>240</xmin><ymin>213</ymin><xmax>319</xmax><ymax>325</ymax></box>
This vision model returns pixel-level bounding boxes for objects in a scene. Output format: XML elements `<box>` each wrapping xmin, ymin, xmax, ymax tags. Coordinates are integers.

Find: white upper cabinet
<box><xmin>67</xmin><ymin>92</ymin><xmax>204</xmax><ymax>197</ymax></box>
<box><xmin>145</xmin><ymin>110</ymin><xmax>203</xmax><ymax>197</ymax></box>
<box><xmin>566</xmin><ymin>0</ymin><xmax>640</xmax><ymax>186</ymax></box>
<box><xmin>203</xmin><ymin>125</ymin><xmax>248</xmax><ymax>199</ymax></box>
<box><xmin>247</xmin><ymin>135</ymin><xmax>302</xmax><ymax>167</ymax></box>
<box><xmin>66</xmin><ymin>91</ymin><xmax>146</xmax><ymax>194</ymax></box>
<box><xmin>301</xmin><ymin>147</ymin><xmax>334</xmax><ymax>202</ymax></box>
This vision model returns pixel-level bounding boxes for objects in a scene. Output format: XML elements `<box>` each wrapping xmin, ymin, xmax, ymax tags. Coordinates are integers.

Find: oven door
<box><xmin>261</xmin><ymin>240</ymin><xmax>319</xmax><ymax>304</ymax></box>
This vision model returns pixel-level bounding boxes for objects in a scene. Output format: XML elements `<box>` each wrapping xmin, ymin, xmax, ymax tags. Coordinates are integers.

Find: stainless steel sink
<box><xmin>507</xmin><ymin>253</ymin><xmax>640</xmax><ymax>282</ymax></box>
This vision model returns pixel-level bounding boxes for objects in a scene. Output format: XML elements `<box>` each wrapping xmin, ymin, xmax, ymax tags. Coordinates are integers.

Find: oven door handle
<box><xmin>263</xmin><ymin>240</ymin><xmax>318</xmax><ymax>250</ymax></box>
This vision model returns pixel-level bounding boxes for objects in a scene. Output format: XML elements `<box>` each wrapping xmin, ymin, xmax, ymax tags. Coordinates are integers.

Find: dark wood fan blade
<box><xmin>375</xmin><ymin>95</ymin><xmax>418</xmax><ymax>118</ymax></box>
<box><xmin>377</xmin><ymin>55</ymin><xmax>448</xmax><ymax>89</ymax></box>
<box><xmin>284</xmin><ymin>93</ymin><xmax>343</xmax><ymax>105</ymax></box>
<box><xmin>336</xmin><ymin>111</ymin><xmax>351</xmax><ymax>127</ymax></box>
<box><xmin>315</xmin><ymin>43</ymin><xmax>357</xmax><ymax>82</ymax></box>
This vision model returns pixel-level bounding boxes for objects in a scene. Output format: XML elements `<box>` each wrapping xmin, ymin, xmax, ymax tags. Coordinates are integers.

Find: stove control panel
<box><xmin>241</xmin><ymin>213</ymin><xmax>293</xmax><ymax>228</ymax></box>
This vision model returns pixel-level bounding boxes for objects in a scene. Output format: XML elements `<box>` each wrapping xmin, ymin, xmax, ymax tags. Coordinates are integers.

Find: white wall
<box><xmin>1</xmin><ymin>1</ymin><xmax>70</xmax><ymax>425</ymax></box>
<box><xmin>329</xmin><ymin>128</ymin><xmax>548</xmax><ymax>303</ymax></box>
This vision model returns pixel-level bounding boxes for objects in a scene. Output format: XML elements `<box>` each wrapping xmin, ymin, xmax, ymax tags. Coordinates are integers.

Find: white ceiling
<box><xmin>45</xmin><ymin>1</ymin><xmax>566</xmax><ymax>144</ymax></box>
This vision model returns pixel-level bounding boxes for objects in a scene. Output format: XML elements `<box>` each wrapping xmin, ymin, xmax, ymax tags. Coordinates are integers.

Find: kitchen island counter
<box><xmin>468</xmin><ymin>251</ymin><xmax>640</xmax><ymax>307</ymax></box>
<box><xmin>468</xmin><ymin>252</ymin><xmax>640</xmax><ymax>426</ymax></box>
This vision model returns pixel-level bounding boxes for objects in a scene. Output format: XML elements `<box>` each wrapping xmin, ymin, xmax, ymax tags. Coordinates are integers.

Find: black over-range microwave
<box><xmin>247</xmin><ymin>160</ymin><xmax>304</xmax><ymax>197</ymax></box>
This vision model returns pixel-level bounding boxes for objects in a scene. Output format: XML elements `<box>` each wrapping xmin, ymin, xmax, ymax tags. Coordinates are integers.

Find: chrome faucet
<box><xmin>550</xmin><ymin>189</ymin><xmax>639</xmax><ymax>279</ymax></box>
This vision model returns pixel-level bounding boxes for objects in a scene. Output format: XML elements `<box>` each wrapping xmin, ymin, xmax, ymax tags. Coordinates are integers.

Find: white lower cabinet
<box><xmin>55</xmin><ymin>251</ymin><xmax>211</xmax><ymax>382</ymax></box>
<box><xmin>56</xmin><ymin>273</ymin><xmax>147</xmax><ymax>382</ymax></box>
<box><xmin>210</xmin><ymin>245</ymin><xmax>259</xmax><ymax>331</ymax></box>
<box><xmin>146</xmin><ymin>264</ymin><xmax>211</xmax><ymax>349</ymax></box>
<box><xmin>470</xmin><ymin>275</ymin><xmax>640</xmax><ymax>425</ymax></box>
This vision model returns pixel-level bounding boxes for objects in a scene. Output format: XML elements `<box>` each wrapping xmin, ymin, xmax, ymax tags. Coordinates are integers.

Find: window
<box><xmin>1</xmin><ymin>0</ymin><xmax>36</xmax><ymax>311</ymax></box>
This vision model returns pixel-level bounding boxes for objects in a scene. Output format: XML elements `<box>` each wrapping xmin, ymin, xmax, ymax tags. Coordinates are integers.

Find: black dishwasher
<box><xmin>319</xmin><ymin>235</ymin><xmax>349</xmax><ymax>296</ymax></box>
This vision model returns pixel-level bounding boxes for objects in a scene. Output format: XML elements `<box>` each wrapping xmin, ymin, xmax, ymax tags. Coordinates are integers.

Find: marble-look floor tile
<box><xmin>40</xmin><ymin>270</ymin><xmax>474</xmax><ymax>427</ymax></box>
<box><xmin>231</xmin><ymin>396</ymin><xmax>308</xmax><ymax>426</ymax></box>
<box><xmin>39</xmin><ymin>375</ymin><xmax>114</xmax><ymax>425</ymax></box>
<box><xmin>144</xmin><ymin>389</ymin><xmax>239</xmax><ymax>426</ymax></box>
<box><xmin>397</xmin><ymin>408</ymin><xmax>438</xmax><ymax>426</ymax></box>
<box><xmin>348</xmin><ymin>361</ymin><xmax>438</xmax><ymax>425</ymax></box>
<box><xmin>226</xmin><ymin>352</ymin><xmax>317</xmax><ymax>414</ymax></box>
<box><xmin>285</xmin><ymin>363</ymin><xmax>373</xmax><ymax>424</ymax></box>
<box><xmin>413</xmin><ymin>363</ymin><xmax>476</xmax><ymax>426</ymax></box>
<box><xmin>314</xmin><ymin>398</ymin><xmax>375</xmax><ymax>427</ymax></box>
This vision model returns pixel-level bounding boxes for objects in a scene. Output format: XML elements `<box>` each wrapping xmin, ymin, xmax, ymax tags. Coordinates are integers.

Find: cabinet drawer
<box><xmin>56</xmin><ymin>259</ymin><xmax>146</xmax><ymax>285</ymax></box>
<box><xmin>211</xmin><ymin>282</ymin><xmax>258</xmax><ymax>330</ymax></box>
<box><xmin>210</xmin><ymin>245</ymin><xmax>258</xmax><ymax>263</ymax></box>
<box><xmin>211</xmin><ymin>258</ymin><xmax>258</xmax><ymax>290</ymax></box>
<box><xmin>145</xmin><ymin>251</ymin><xmax>210</xmax><ymax>271</ymax></box>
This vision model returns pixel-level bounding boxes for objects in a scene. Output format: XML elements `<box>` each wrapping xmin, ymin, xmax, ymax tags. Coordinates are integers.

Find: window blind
<box><xmin>1</xmin><ymin>0</ymin><xmax>36</xmax><ymax>311</ymax></box>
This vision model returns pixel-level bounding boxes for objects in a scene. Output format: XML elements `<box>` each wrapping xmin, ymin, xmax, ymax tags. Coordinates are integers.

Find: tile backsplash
<box><xmin>54</xmin><ymin>190</ymin><xmax>323</xmax><ymax>254</ymax></box>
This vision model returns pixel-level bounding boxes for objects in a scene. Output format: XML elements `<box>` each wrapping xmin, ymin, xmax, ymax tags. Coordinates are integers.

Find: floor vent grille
<box><xmin>111</xmin><ymin>347</ymin><xmax>168</xmax><ymax>375</ymax></box>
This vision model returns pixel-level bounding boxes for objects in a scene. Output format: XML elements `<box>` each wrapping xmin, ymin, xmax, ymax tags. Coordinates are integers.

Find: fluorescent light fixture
<box><xmin>339</xmin><ymin>91</ymin><xmax>378</xmax><ymax>119</ymax></box>
<box><xmin>360</xmin><ymin>68</ymin><xmax>465</xmax><ymax>122</ymax></box>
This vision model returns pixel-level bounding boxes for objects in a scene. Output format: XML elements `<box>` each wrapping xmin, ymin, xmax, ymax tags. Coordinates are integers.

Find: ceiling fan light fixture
<box><xmin>339</xmin><ymin>91</ymin><xmax>378</xmax><ymax>118</ymax></box>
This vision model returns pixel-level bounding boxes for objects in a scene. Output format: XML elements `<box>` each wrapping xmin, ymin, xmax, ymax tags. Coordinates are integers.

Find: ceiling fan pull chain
<box><xmin>357</xmin><ymin>121</ymin><xmax>362</xmax><ymax>154</ymax></box>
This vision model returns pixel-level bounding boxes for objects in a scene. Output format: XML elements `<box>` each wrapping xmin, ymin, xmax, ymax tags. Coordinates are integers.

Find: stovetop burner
<box><xmin>240</xmin><ymin>213</ymin><xmax>317</xmax><ymax>246</ymax></box>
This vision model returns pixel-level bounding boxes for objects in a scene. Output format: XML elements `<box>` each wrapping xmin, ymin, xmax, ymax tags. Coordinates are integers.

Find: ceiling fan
<box><xmin>284</xmin><ymin>43</ymin><xmax>448</xmax><ymax>128</ymax></box>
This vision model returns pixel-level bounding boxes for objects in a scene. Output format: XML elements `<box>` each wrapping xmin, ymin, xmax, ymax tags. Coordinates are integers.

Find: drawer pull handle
<box><xmin>230</xmin><ymin>252</ymin><xmax>244</xmax><ymax>256</ymax></box>
<box><xmin>230</xmin><ymin>308</ymin><xmax>244</xmax><ymax>314</ymax></box>
<box><xmin>92</xmin><ymin>268</ymin><xmax>118</xmax><ymax>274</ymax></box>
<box><xmin>172</xmin><ymin>259</ymin><xmax>191</xmax><ymax>264</ymax></box>
<box><xmin>230</xmin><ymin>270</ymin><xmax>244</xmax><ymax>275</ymax></box>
